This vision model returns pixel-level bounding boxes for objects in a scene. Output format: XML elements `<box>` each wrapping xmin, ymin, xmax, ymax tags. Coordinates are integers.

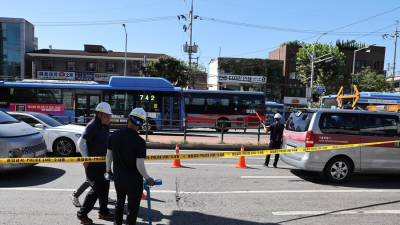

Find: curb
<box><xmin>147</xmin><ymin>143</ymin><xmax>269</xmax><ymax>151</ymax></box>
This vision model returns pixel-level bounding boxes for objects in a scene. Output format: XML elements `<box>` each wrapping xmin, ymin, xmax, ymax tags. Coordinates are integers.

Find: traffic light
<box><xmin>312</xmin><ymin>94</ymin><xmax>320</xmax><ymax>102</ymax></box>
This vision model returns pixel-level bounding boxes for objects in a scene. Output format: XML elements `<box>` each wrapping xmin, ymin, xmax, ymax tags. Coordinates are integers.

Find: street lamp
<box><xmin>122</xmin><ymin>24</ymin><xmax>127</xmax><ymax>77</ymax></box>
<box><xmin>298</xmin><ymin>32</ymin><xmax>327</xmax><ymax>107</ymax></box>
<box><xmin>352</xmin><ymin>43</ymin><xmax>376</xmax><ymax>92</ymax></box>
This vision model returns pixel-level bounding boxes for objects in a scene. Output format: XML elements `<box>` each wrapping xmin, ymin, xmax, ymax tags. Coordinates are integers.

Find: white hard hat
<box><xmin>95</xmin><ymin>102</ymin><xmax>112</xmax><ymax>115</ymax></box>
<box><xmin>274</xmin><ymin>113</ymin><xmax>282</xmax><ymax>119</ymax></box>
<box><xmin>129</xmin><ymin>108</ymin><xmax>147</xmax><ymax>125</ymax></box>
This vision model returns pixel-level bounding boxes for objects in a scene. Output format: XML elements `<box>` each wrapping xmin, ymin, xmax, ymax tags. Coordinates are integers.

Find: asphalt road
<box><xmin>2</xmin><ymin>149</ymin><xmax>400</xmax><ymax>225</ymax></box>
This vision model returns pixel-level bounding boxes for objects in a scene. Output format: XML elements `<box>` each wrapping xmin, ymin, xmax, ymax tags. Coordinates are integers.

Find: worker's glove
<box><xmin>104</xmin><ymin>171</ymin><xmax>114</xmax><ymax>182</ymax></box>
<box><xmin>145</xmin><ymin>177</ymin><xmax>155</xmax><ymax>186</ymax></box>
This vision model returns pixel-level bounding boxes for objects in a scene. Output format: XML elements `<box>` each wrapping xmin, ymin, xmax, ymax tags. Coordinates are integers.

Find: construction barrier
<box><xmin>0</xmin><ymin>140</ymin><xmax>399</xmax><ymax>164</ymax></box>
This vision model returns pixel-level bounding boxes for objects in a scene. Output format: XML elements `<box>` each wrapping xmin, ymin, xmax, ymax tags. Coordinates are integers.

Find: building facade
<box><xmin>28</xmin><ymin>45</ymin><xmax>166</xmax><ymax>83</ymax></box>
<box><xmin>0</xmin><ymin>17</ymin><xmax>37</xmax><ymax>81</ymax></box>
<box><xmin>208</xmin><ymin>57</ymin><xmax>284</xmax><ymax>102</ymax></box>
<box><xmin>269</xmin><ymin>44</ymin><xmax>386</xmax><ymax>104</ymax></box>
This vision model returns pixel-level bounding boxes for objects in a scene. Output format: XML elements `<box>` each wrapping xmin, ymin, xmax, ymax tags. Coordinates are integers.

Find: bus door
<box><xmin>76</xmin><ymin>95</ymin><xmax>100</xmax><ymax>123</ymax></box>
<box><xmin>162</xmin><ymin>97</ymin><xmax>181</xmax><ymax>129</ymax></box>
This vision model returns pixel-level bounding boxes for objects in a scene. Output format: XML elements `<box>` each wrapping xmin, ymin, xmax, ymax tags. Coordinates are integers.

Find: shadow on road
<box><xmin>0</xmin><ymin>165</ymin><xmax>65</xmax><ymax>187</ymax></box>
<box><xmin>289</xmin><ymin>169</ymin><xmax>400</xmax><ymax>189</ymax></box>
<box><xmin>137</xmin><ymin>209</ymin><xmax>280</xmax><ymax>225</ymax></box>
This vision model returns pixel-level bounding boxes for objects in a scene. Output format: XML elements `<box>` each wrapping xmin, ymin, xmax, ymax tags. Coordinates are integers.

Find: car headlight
<box><xmin>75</xmin><ymin>134</ymin><xmax>82</xmax><ymax>138</ymax></box>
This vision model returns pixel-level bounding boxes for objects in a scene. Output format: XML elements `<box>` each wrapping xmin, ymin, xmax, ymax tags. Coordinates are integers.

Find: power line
<box><xmin>200</xmin><ymin>0</ymin><xmax>397</xmax><ymax>22</ymax></box>
<box><xmin>33</xmin><ymin>16</ymin><xmax>178</xmax><ymax>26</ymax></box>
<box><xmin>206</xmin><ymin>6</ymin><xmax>400</xmax><ymax>58</ymax></box>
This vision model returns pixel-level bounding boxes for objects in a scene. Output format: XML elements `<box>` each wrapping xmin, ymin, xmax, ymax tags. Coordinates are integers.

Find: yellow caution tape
<box><xmin>0</xmin><ymin>140</ymin><xmax>398</xmax><ymax>164</ymax></box>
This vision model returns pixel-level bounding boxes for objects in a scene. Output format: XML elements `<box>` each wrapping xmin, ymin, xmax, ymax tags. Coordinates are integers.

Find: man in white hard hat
<box><xmin>77</xmin><ymin>102</ymin><xmax>114</xmax><ymax>225</ymax></box>
<box><xmin>263</xmin><ymin>113</ymin><xmax>284</xmax><ymax>168</ymax></box>
<box><xmin>105</xmin><ymin>107</ymin><xmax>155</xmax><ymax>225</ymax></box>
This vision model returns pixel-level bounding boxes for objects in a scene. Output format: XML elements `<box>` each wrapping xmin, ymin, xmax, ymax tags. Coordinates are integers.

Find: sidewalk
<box><xmin>141</xmin><ymin>133</ymin><xmax>270</xmax><ymax>151</ymax></box>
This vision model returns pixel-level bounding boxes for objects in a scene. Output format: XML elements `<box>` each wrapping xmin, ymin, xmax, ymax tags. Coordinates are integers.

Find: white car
<box><xmin>8</xmin><ymin>111</ymin><xmax>86</xmax><ymax>157</ymax></box>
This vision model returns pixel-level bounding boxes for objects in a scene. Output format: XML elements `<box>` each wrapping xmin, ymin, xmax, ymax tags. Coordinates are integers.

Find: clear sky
<box><xmin>3</xmin><ymin>0</ymin><xmax>400</xmax><ymax>74</ymax></box>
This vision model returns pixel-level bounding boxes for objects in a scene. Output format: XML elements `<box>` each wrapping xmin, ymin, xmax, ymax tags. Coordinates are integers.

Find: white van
<box><xmin>281</xmin><ymin>108</ymin><xmax>400</xmax><ymax>182</ymax></box>
<box><xmin>0</xmin><ymin>110</ymin><xmax>47</xmax><ymax>172</ymax></box>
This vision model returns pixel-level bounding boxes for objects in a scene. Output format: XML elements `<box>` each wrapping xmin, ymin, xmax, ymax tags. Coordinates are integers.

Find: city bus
<box><xmin>320</xmin><ymin>92</ymin><xmax>400</xmax><ymax>110</ymax></box>
<box><xmin>0</xmin><ymin>76</ymin><xmax>185</xmax><ymax>131</ymax></box>
<box><xmin>264</xmin><ymin>102</ymin><xmax>285</xmax><ymax>125</ymax></box>
<box><xmin>183</xmin><ymin>90</ymin><xmax>265</xmax><ymax>132</ymax></box>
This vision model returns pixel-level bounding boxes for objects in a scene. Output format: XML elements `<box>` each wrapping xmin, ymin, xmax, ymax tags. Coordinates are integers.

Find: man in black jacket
<box><xmin>105</xmin><ymin>107</ymin><xmax>155</xmax><ymax>225</ymax></box>
<box><xmin>76</xmin><ymin>102</ymin><xmax>114</xmax><ymax>225</ymax></box>
<box><xmin>264</xmin><ymin>113</ymin><xmax>284</xmax><ymax>168</ymax></box>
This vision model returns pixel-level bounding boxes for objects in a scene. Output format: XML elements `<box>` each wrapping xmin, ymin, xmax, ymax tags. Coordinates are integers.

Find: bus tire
<box><xmin>140</xmin><ymin>119</ymin><xmax>155</xmax><ymax>134</ymax></box>
<box><xmin>324</xmin><ymin>157</ymin><xmax>352</xmax><ymax>183</ymax></box>
<box><xmin>53</xmin><ymin>137</ymin><xmax>76</xmax><ymax>157</ymax></box>
<box><xmin>216</xmin><ymin>118</ymin><xmax>230</xmax><ymax>133</ymax></box>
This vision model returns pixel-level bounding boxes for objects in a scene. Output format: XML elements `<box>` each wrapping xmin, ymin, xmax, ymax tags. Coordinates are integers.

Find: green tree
<box><xmin>140</xmin><ymin>56</ymin><xmax>193</xmax><ymax>87</ymax></box>
<box><xmin>296</xmin><ymin>42</ymin><xmax>348</xmax><ymax>92</ymax></box>
<box><xmin>353</xmin><ymin>67</ymin><xmax>394</xmax><ymax>92</ymax></box>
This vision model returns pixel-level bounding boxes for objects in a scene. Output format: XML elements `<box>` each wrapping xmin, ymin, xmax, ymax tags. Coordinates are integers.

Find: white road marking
<box><xmin>273</xmin><ymin>210</ymin><xmax>400</xmax><ymax>215</ymax></box>
<box><xmin>3</xmin><ymin>188</ymin><xmax>400</xmax><ymax>194</ymax></box>
<box><xmin>241</xmin><ymin>176</ymin><xmax>320</xmax><ymax>179</ymax></box>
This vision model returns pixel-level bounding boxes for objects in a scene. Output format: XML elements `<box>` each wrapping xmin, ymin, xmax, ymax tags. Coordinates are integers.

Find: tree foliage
<box><xmin>296</xmin><ymin>42</ymin><xmax>348</xmax><ymax>92</ymax></box>
<box><xmin>280</xmin><ymin>40</ymin><xmax>300</xmax><ymax>47</ymax></box>
<box><xmin>353</xmin><ymin>67</ymin><xmax>394</xmax><ymax>92</ymax></box>
<box><xmin>140</xmin><ymin>56</ymin><xmax>195</xmax><ymax>87</ymax></box>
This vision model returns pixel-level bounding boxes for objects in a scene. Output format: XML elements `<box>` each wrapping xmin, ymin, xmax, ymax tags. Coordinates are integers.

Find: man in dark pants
<box><xmin>264</xmin><ymin>113</ymin><xmax>284</xmax><ymax>168</ymax></box>
<box><xmin>105</xmin><ymin>108</ymin><xmax>155</xmax><ymax>225</ymax></box>
<box><xmin>76</xmin><ymin>102</ymin><xmax>114</xmax><ymax>225</ymax></box>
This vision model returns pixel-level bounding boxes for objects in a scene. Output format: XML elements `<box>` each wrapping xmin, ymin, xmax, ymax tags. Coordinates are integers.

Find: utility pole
<box><xmin>180</xmin><ymin>0</ymin><xmax>199</xmax><ymax>89</ymax></box>
<box><xmin>393</xmin><ymin>21</ymin><xmax>398</xmax><ymax>78</ymax></box>
<box><xmin>383</xmin><ymin>21</ymin><xmax>399</xmax><ymax>80</ymax></box>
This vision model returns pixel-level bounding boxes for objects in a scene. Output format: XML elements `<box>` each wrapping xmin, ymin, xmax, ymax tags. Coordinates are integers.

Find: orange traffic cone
<box><xmin>170</xmin><ymin>144</ymin><xmax>183</xmax><ymax>168</ymax></box>
<box><xmin>235</xmin><ymin>145</ymin><xmax>247</xmax><ymax>169</ymax></box>
<box><xmin>141</xmin><ymin>192</ymin><xmax>147</xmax><ymax>200</ymax></box>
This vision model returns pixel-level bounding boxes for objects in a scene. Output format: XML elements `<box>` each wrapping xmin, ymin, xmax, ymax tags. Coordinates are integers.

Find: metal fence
<box><xmin>53</xmin><ymin>116</ymin><xmax>268</xmax><ymax>144</ymax></box>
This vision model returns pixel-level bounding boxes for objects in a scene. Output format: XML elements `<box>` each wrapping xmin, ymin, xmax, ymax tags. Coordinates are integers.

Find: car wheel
<box><xmin>53</xmin><ymin>138</ymin><xmax>76</xmax><ymax>157</ymax></box>
<box><xmin>325</xmin><ymin>157</ymin><xmax>352</xmax><ymax>183</ymax></box>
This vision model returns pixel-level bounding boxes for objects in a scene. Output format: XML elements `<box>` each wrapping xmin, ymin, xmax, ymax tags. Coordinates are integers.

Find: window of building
<box><xmin>86</xmin><ymin>62</ymin><xmax>97</xmax><ymax>71</ymax></box>
<box><xmin>42</xmin><ymin>60</ymin><xmax>53</xmax><ymax>70</ymax></box>
<box><xmin>288</xmin><ymin>88</ymin><xmax>302</xmax><ymax>97</ymax></box>
<box><xmin>290</xmin><ymin>54</ymin><xmax>297</xmax><ymax>63</ymax></box>
<box><xmin>130</xmin><ymin>63</ymin><xmax>140</xmax><ymax>73</ymax></box>
<box><xmin>373</xmin><ymin>61</ymin><xmax>380</xmax><ymax>70</ymax></box>
<box><xmin>355</xmin><ymin>60</ymin><xmax>366</xmax><ymax>68</ymax></box>
<box><xmin>106</xmin><ymin>63</ymin><xmax>117</xmax><ymax>72</ymax></box>
<box><xmin>66</xmin><ymin>61</ymin><xmax>76</xmax><ymax>71</ymax></box>
<box><xmin>290</xmin><ymin>72</ymin><xmax>300</xmax><ymax>80</ymax></box>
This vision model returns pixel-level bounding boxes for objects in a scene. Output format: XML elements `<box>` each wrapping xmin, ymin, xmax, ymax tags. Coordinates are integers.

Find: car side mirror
<box><xmin>35</xmin><ymin>124</ymin><xmax>44</xmax><ymax>129</ymax></box>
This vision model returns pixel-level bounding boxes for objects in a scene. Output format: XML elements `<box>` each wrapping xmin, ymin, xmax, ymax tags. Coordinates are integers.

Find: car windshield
<box><xmin>0</xmin><ymin>111</ymin><xmax>20</xmax><ymax>124</ymax></box>
<box><xmin>34</xmin><ymin>113</ymin><xmax>64</xmax><ymax>127</ymax></box>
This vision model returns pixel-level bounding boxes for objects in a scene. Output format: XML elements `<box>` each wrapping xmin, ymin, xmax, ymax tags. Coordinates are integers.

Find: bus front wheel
<box><xmin>140</xmin><ymin>119</ymin><xmax>155</xmax><ymax>134</ymax></box>
<box><xmin>216</xmin><ymin>118</ymin><xmax>230</xmax><ymax>133</ymax></box>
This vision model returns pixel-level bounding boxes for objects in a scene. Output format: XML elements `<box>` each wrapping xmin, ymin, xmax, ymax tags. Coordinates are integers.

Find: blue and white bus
<box><xmin>264</xmin><ymin>102</ymin><xmax>285</xmax><ymax>125</ymax></box>
<box><xmin>320</xmin><ymin>92</ymin><xmax>400</xmax><ymax>109</ymax></box>
<box><xmin>0</xmin><ymin>76</ymin><xmax>185</xmax><ymax>131</ymax></box>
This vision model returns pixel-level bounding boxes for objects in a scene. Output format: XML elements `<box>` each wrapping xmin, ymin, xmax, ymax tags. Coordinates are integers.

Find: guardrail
<box><xmin>52</xmin><ymin>116</ymin><xmax>268</xmax><ymax>144</ymax></box>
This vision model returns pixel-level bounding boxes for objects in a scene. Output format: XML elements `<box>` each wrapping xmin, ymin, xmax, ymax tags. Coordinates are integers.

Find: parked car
<box><xmin>281</xmin><ymin>108</ymin><xmax>400</xmax><ymax>183</ymax></box>
<box><xmin>8</xmin><ymin>112</ymin><xmax>85</xmax><ymax>157</ymax></box>
<box><xmin>0</xmin><ymin>110</ymin><xmax>47</xmax><ymax>172</ymax></box>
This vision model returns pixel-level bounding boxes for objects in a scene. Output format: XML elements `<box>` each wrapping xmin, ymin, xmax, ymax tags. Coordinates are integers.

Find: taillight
<box><xmin>305</xmin><ymin>131</ymin><xmax>315</xmax><ymax>148</ymax></box>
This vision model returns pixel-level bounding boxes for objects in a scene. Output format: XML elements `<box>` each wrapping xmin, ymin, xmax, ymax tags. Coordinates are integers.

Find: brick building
<box><xmin>28</xmin><ymin>44</ymin><xmax>166</xmax><ymax>82</ymax></box>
